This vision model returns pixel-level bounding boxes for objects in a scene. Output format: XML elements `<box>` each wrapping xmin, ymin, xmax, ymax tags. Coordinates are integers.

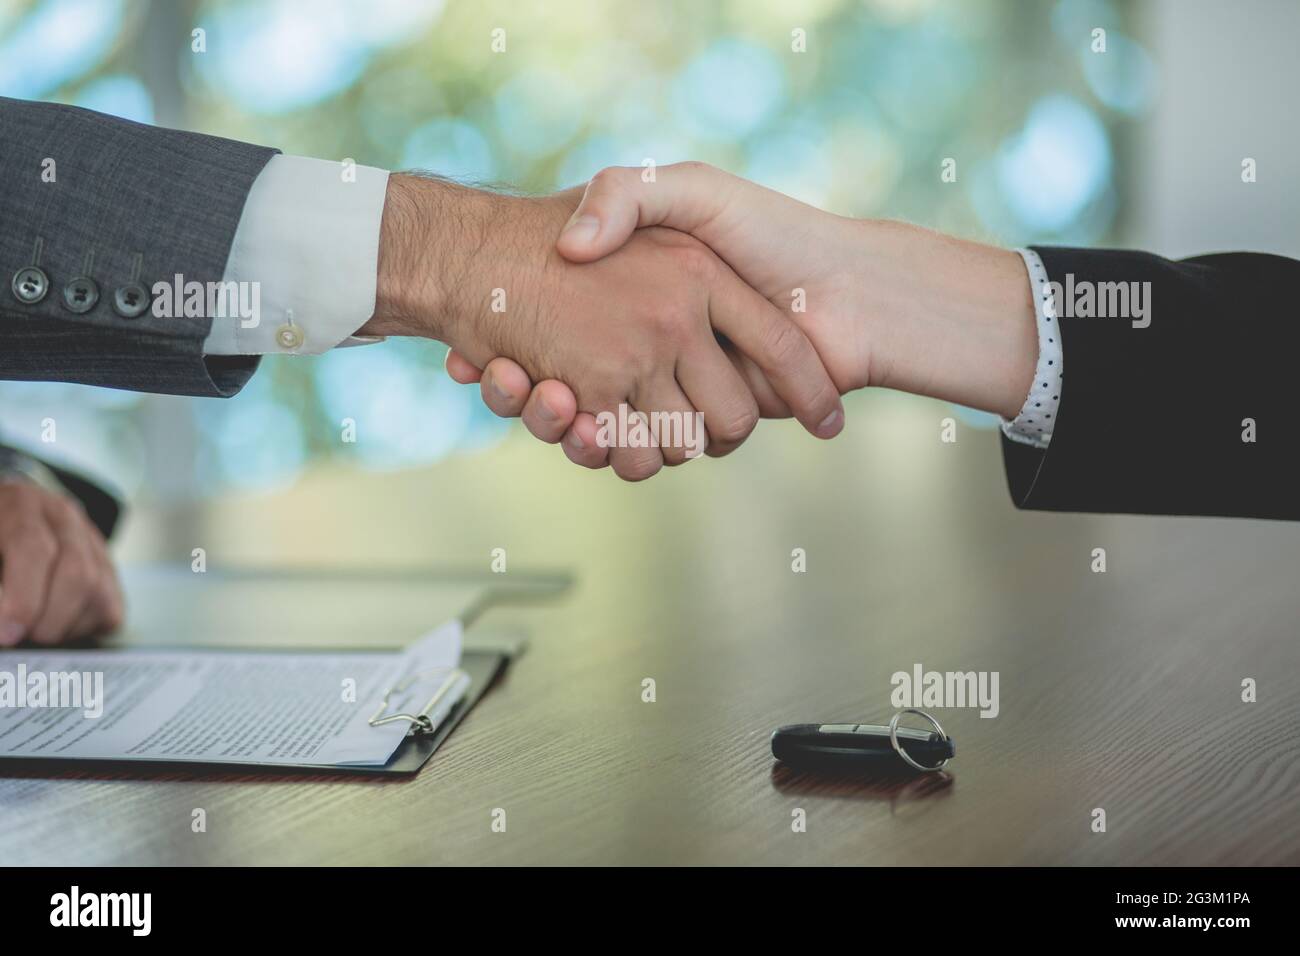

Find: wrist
<box><xmin>367</xmin><ymin>174</ymin><xmax>497</xmax><ymax>343</ymax></box>
<box><xmin>857</xmin><ymin>221</ymin><xmax>1037</xmax><ymax>419</ymax></box>
<box><xmin>365</xmin><ymin>176</ymin><xmax>579</xmax><ymax>374</ymax></box>
<box><xmin>368</xmin><ymin>174</ymin><xmax>432</xmax><ymax>338</ymax></box>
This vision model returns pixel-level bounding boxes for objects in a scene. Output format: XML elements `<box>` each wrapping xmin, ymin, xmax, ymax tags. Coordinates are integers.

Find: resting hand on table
<box><xmin>446</xmin><ymin>162</ymin><xmax>1039</xmax><ymax>470</ymax></box>
<box><xmin>0</xmin><ymin>479</ymin><xmax>123</xmax><ymax>647</ymax></box>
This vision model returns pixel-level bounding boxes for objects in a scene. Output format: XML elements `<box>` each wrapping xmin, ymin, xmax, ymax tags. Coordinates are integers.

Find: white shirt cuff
<box><xmin>1001</xmin><ymin>248</ymin><xmax>1063</xmax><ymax>450</ymax></box>
<box><xmin>204</xmin><ymin>155</ymin><xmax>390</xmax><ymax>355</ymax></box>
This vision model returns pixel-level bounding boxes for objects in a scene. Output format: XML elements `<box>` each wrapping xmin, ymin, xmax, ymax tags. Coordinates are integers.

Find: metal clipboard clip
<box><xmin>368</xmin><ymin>667</ymin><xmax>471</xmax><ymax>737</ymax></box>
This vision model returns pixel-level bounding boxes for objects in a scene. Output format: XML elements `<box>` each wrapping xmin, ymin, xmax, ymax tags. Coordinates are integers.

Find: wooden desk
<box><xmin>3</xmin><ymin>395</ymin><xmax>1298</xmax><ymax>864</ymax></box>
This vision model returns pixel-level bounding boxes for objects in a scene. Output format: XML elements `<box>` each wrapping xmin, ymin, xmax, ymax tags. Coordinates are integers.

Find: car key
<box><xmin>771</xmin><ymin>712</ymin><xmax>955</xmax><ymax>773</ymax></box>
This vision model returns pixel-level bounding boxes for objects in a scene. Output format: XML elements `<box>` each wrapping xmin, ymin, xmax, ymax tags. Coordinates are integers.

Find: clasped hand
<box><xmin>368</xmin><ymin>163</ymin><xmax>1035</xmax><ymax>480</ymax></box>
<box><xmin>450</xmin><ymin>164</ymin><xmax>866</xmax><ymax>479</ymax></box>
<box><xmin>368</xmin><ymin>169</ymin><xmax>846</xmax><ymax>481</ymax></box>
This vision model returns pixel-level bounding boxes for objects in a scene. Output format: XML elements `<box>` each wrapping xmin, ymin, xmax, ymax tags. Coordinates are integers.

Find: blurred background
<box><xmin>0</xmin><ymin>0</ymin><xmax>1296</xmax><ymax>578</ymax></box>
<box><xmin>8</xmin><ymin>0</ymin><xmax>1300</xmax><ymax>865</ymax></box>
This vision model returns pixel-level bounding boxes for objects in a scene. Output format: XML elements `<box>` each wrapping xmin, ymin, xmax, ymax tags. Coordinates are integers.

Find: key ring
<box><xmin>889</xmin><ymin>708</ymin><xmax>951</xmax><ymax>772</ymax></box>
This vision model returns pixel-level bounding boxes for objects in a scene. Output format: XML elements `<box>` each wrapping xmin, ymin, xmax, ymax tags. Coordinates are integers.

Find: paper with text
<box><xmin>0</xmin><ymin>620</ymin><xmax>463</xmax><ymax>768</ymax></box>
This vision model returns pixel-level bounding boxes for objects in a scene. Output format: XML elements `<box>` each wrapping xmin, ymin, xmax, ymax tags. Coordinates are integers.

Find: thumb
<box><xmin>556</xmin><ymin>162</ymin><xmax>730</xmax><ymax>263</ymax></box>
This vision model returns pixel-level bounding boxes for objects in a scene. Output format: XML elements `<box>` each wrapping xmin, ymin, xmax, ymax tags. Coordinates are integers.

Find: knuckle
<box><xmin>672</xmin><ymin>160</ymin><xmax>715</xmax><ymax>178</ymax></box>
<box><xmin>613</xmin><ymin>450</ymin><xmax>661</xmax><ymax>483</ymax></box>
<box><xmin>759</xmin><ymin>318</ymin><xmax>809</xmax><ymax>367</ymax></box>
<box><xmin>649</xmin><ymin>301</ymin><xmax>698</xmax><ymax>345</ymax></box>
<box><xmin>589</xmin><ymin>165</ymin><xmax>634</xmax><ymax>194</ymax></box>
<box><xmin>670</xmin><ymin>242</ymin><xmax>717</xmax><ymax>279</ymax></box>
<box><xmin>16</xmin><ymin>523</ymin><xmax>57</xmax><ymax>562</ymax></box>
<box><xmin>657</xmin><ymin>448</ymin><xmax>685</xmax><ymax>468</ymax></box>
<box><xmin>713</xmin><ymin>402</ymin><xmax>760</xmax><ymax>446</ymax></box>
<box><xmin>659</xmin><ymin>439</ymin><xmax>687</xmax><ymax>465</ymax></box>
<box><xmin>59</xmin><ymin>548</ymin><xmax>91</xmax><ymax>581</ymax></box>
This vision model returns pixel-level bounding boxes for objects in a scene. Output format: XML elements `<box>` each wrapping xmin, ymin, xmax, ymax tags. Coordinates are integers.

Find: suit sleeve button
<box><xmin>61</xmin><ymin>276</ymin><xmax>100</xmax><ymax>314</ymax></box>
<box><xmin>112</xmin><ymin>281</ymin><xmax>150</xmax><ymax>318</ymax></box>
<box><xmin>11</xmin><ymin>266</ymin><xmax>50</xmax><ymax>304</ymax></box>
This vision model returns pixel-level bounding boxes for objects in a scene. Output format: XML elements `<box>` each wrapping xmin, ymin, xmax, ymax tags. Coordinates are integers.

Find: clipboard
<box><xmin>0</xmin><ymin>643</ymin><xmax>516</xmax><ymax>778</ymax></box>
<box><xmin>356</xmin><ymin>648</ymin><xmax>509</xmax><ymax>775</ymax></box>
<box><xmin>0</xmin><ymin>565</ymin><xmax>570</xmax><ymax>779</ymax></box>
<box><xmin>288</xmin><ymin>619</ymin><xmax>531</xmax><ymax>774</ymax></box>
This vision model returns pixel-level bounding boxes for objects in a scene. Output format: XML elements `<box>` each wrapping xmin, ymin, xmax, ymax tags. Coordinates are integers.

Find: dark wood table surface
<box><xmin>3</xmin><ymin>393</ymin><xmax>1298</xmax><ymax>865</ymax></box>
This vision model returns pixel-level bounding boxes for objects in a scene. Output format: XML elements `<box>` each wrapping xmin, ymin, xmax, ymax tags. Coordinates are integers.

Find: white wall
<box><xmin>1133</xmin><ymin>0</ymin><xmax>1300</xmax><ymax>257</ymax></box>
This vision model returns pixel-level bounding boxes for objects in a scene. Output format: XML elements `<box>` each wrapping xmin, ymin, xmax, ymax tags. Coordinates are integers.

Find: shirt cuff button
<box><xmin>275</xmin><ymin>323</ymin><xmax>304</xmax><ymax>350</ymax></box>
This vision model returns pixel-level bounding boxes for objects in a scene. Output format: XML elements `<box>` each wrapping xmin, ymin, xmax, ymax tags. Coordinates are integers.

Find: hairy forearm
<box><xmin>366</xmin><ymin>173</ymin><xmax>485</xmax><ymax>342</ymax></box>
<box><xmin>857</xmin><ymin>221</ymin><xmax>1037</xmax><ymax>420</ymax></box>
<box><xmin>363</xmin><ymin>174</ymin><xmax>580</xmax><ymax>374</ymax></box>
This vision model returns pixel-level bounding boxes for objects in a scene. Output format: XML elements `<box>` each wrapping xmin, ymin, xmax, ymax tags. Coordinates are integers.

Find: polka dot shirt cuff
<box><xmin>1001</xmin><ymin>247</ymin><xmax>1062</xmax><ymax>450</ymax></box>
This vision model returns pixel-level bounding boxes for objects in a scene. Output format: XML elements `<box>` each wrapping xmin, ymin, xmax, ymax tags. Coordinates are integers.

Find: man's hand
<box><xmin>0</xmin><ymin>480</ymin><xmax>123</xmax><ymax>646</ymax></box>
<box><xmin>450</xmin><ymin>163</ymin><xmax>1039</xmax><ymax>465</ymax></box>
<box><xmin>360</xmin><ymin>175</ymin><xmax>844</xmax><ymax>480</ymax></box>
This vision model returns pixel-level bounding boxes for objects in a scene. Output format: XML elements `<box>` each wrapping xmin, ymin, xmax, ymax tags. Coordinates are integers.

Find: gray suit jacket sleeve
<box><xmin>0</xmin><ymin>96</ymin><xmax>279</xmax><ymax>397</ymax></box>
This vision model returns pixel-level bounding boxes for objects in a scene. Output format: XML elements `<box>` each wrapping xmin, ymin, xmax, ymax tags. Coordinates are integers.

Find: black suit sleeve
<box><xmin>1002</xmin><ymin>247</ymin><xmax>1300</xmax><ymax>520</ymax></box>
<box><xmin>46</xmin><ymin>460</ymin><xmax>121</xmax><ymax>540</ymax></box>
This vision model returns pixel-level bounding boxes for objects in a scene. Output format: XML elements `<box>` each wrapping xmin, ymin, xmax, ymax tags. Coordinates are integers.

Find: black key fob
<box><xmin>771</xmin><ymin>722</ymin><xmax>955</xmax><ymax>773</ymax></box>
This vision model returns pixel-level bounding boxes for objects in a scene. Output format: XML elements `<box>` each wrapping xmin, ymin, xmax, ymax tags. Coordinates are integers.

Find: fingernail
<box><xmin>569</xmin><ymin>432</ymin><xmax>585</xmax><ymax>450</ymax></box>
<box><xmin>490</xmin><ymin>378</ymin><xmax>511</xmax><ymax>402</ymax></box>
<box><xmin>562</xmin><ymin>214</ymin><xmax>600</xmax><ymax>245</ymax></box>
<box><xmin>537</xmin><ymin>397</ymin><xmax>558</xmax><ymax>422</ymax></box>
<box><xmin>0</xmin><ymin>619</ymin><xmax>24</xmax><ymax>646</ymax></box>
<box><xmin>817</xmin><ymin>407</ymin><xmax>843</xmax><ymax>438</ymax></box>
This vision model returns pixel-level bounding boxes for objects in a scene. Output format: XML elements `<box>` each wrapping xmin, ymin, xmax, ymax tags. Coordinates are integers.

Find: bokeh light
<box><xmin>401</xmin><ymin>118</ymin><xmax>497</xmax><ymax>183</ymax></box>
<box><xmin>995</xmin><ymin>94</ymin><xmax>1112</xmax><ymax>234</ymax></box>
<box><xmin>0</xmin><ymin>0</ymin><xmax>122</xmax><ymax>98</ymax></box>
<box><xmin>0</xmin><ymin>0</ymin><xmax>1133</xmax><ymax>502</ymax></box>
<box><xmin>1081</xmin><ymin>33</ymin><xmax>1157</xmax><ymax>116</ymax></box>
<box><xmin>75</xmin><ymin>73</ymin><xmax>153</xmax><ymax>123</ymax></box>
<box><xmin>671</xmin><ymin>39</ymin><xmax>786</xmax><ymax>141</ymax></box>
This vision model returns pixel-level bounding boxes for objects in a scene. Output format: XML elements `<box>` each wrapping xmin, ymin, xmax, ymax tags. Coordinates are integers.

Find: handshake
<box><xmin>2</xmin><ymin>94</ymin><xmax>1290</xmax><ymax>650</ymax></box>
<box><xmin>361</xmin><ymin>163</ymin><xmax>1041</xmax><ymax>480</ymax></box>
